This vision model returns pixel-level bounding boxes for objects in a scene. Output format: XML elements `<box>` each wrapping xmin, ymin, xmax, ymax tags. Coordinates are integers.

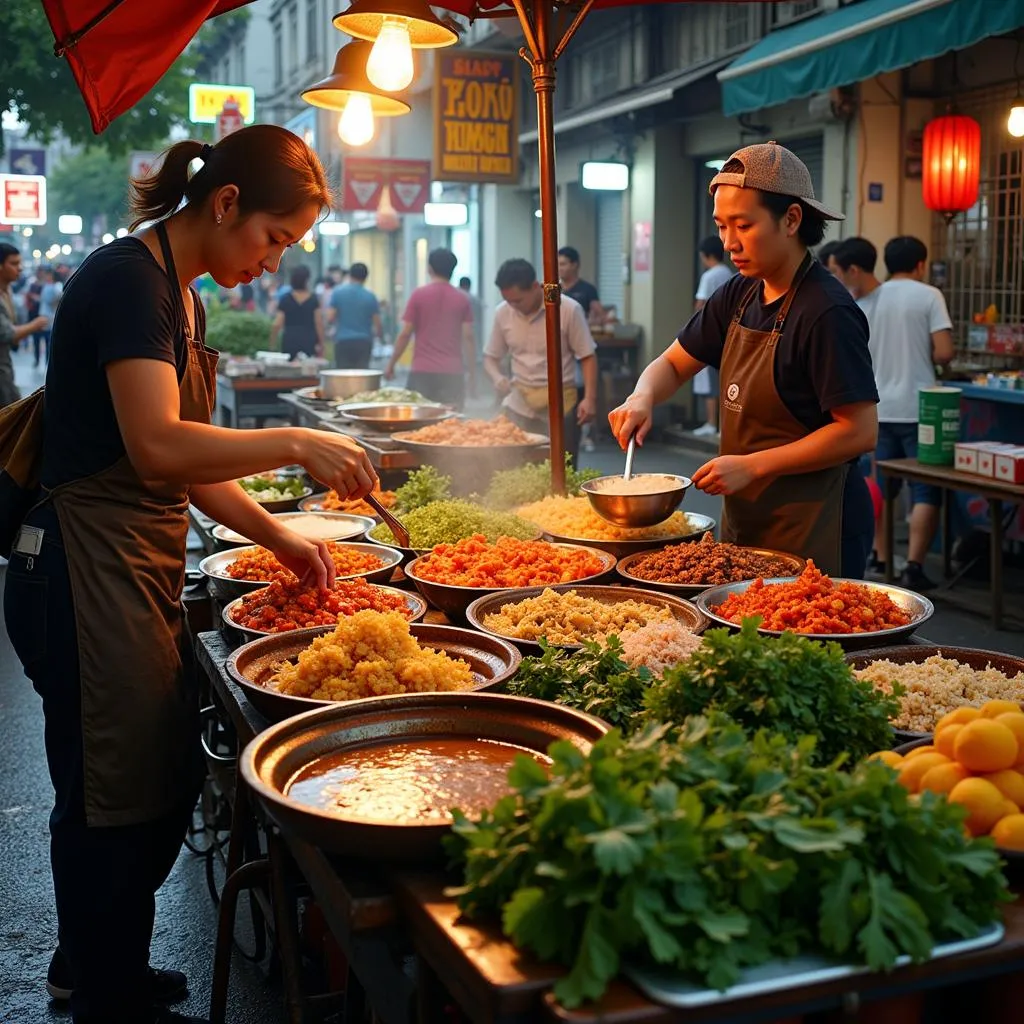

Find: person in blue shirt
<box><xmin>325</xmin><ymin>262</ymin><xmax>381</xmax><ymax>368</ymax></box>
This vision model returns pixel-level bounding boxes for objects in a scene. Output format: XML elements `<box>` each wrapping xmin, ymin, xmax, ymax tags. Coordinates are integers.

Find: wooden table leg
<box><xmin>991</xmin><ymin>498</ymin><xmax>1004</xmax><ymax>629</ymax></box>
<box><xmin>882</xmin><ymin>474</ymin><xmax>895</xmax><ymax>584</ymax></box>
<box><xmin>942</xmin><ymin>488</ymin><xmax>952</xmax><ymax>580</ymax></box>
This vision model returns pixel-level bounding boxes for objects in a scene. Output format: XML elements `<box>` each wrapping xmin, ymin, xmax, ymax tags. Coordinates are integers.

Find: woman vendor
<box><xmin>610</xmin><ymin>142</ymin><xmax>877</xmax><ymax>577</ymax></box>
<box><xmin>3</xmin><ymin>126</ymin><xmax>377</xmax><ymax>1024</ymax></box>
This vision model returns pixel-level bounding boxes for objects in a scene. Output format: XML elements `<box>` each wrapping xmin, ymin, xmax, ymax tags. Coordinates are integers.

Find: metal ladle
<box><xmin>622</xmin><ymin>433</ymin><xmax>637</xmax><ymax>482</ymax></box>
<box><xmin>366</xmin><ymin>492</ymin><xmax>411</xmax><ymax>547</ymax></box>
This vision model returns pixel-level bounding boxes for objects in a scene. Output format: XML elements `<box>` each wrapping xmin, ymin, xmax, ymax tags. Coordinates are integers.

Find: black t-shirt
<box><xmin>563</xmin><ymin>278</ymin><xmax>599</xmax><ymax>316</ymax></box>
<box><xmin>677</xmin><ymin>260</ymin><xmax>878</xmax><ymax>431</ymax></box>
<box><xmin>40</xmin><ymin>237</ymin><xmax>204</xmax><ymax>488</ymax></box>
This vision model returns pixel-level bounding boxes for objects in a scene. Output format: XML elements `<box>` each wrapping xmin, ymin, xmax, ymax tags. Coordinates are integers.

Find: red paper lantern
<box><xmin>922</xmin><ymin>114</ymin><xmax>981</xmax><ymax>220</ymax></box>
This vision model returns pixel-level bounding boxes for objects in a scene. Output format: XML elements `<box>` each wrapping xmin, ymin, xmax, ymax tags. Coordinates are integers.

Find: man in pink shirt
<box><xmin>385</xmin><ymin>248</ymin><xmax>476</xmax><ymax>408</ymax></box>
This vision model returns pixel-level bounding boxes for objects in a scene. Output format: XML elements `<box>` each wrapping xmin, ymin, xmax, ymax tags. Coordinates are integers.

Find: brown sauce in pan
<box><xmin>286</xmin><ymin>737</ymin><xmax>550</xmax><ymax>823</ymax></box>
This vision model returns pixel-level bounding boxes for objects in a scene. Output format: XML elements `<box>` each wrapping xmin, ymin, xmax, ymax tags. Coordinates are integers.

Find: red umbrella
<box><xmin>43</xmin><ymin>0</ymin><xmax>765</xmax><ymax>490</ymax></box>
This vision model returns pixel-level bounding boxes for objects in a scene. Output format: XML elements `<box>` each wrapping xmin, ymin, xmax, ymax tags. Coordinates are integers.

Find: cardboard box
<box><xmin>955</xmin><ymin>443</ymin><xmax>981</xmax><ymax>473</ymax></box>
<box><xmin>979</xmin><ymin>443</ymin><xmax>1019</xmax><ymax>477</ymax></box>
<box><xmin>994</xmin><ymin>446</ymin><xmax>1024</xmax><ymax>485</ymax></box>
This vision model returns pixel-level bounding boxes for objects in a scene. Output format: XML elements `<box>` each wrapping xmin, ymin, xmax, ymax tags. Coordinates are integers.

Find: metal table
<box><xmin>216</xmin><ymin>375</ymin><xmax>319</xmax><ymax>428</ymax></box>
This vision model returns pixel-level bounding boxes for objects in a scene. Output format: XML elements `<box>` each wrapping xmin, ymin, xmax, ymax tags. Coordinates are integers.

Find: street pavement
<box><xmin>1</xmin><ymin>346</ymin><xmax>1021</xmax><ymax>1024</ymax></box>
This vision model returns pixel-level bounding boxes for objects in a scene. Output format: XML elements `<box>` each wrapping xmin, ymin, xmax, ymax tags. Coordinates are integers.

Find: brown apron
<box><xmin>718</xmin><ymin>254</ymin><xmax>846</xmax><ymax>575</ymax></box>
<box><xmin>49</xmin><ymin>223</ymin><xmax>218</xmax><ymax>826</ymax></box>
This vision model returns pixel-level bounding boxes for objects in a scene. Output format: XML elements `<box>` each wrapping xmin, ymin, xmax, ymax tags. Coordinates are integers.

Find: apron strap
<box><xmin>732</xmin><ymin>280</ymin><xmax>762</xmax><ymax>324</ymax></box>
<box><xmin>770</xmin><ymin>251</ymin><xmax>815</xmax><ymax>340</ymax></box>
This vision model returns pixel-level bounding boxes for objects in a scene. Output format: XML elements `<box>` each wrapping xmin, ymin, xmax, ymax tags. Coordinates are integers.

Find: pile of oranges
<box><xmin>870</xmin><ymin>700</ymin><xmax>1024</xmax><ymax>849</ymax></box>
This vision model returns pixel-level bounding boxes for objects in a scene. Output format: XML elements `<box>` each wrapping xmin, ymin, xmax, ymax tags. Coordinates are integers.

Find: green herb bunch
<box><xmin>483</xmin><ymin>454</ymin><xmax>601</xmax><ymax>510</ymax></box>
<box><xmin>506</xmin><ymin>637</ymin><xmax>651</xmax><ymax>732</ymax></box>
<box><xmin>446</xmin><ymin>717</ymin><xmax>1009</xmax><ymax>1008</ymax></box>
<box><xmin>644</xmin><ymin>620</ymin><xmax>900</xmax><ymax>765</ymax></box>
<box><xmin>368</xmin><ymin>500</ymin><xmax>536</xmax><ymax>548</ymax></box>
<box><xmin>394</xmin><ymin>466</ymin><xmax>452</xmax><ymax>513</ymax></box>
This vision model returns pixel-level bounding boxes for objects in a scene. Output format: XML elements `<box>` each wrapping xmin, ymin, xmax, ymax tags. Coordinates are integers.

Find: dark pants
<box><xmin>3</xmin><ymin>503</ymin><xmax>197</xmax><ymax>1023</ymax></box>
<box><xmin>33</xmin><ymin>329</ymin><xmax>51</xmax><ymax>366</ymax></box>
<box><xmin>334</xmin><ymin>337</ymin><xmax>373</xmax><ymax>369</ymax></box>
<box><xmin>505</xmin><ymin>391</ymin><xmax>581</xmax><ymax>469</ymax></box>
<box><xmin>406</xmin><ymin>370</ymin><xmax>466</xmax><ymax>410</ymax></box>
<box><xmin>841</xmin><ymin>460</ymin><xmax>875</xmax><ymax>580</ymax></box>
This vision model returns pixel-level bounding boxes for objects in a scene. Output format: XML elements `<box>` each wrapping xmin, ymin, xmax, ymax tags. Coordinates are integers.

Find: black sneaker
<box><xmin>152</xmin><ymin>1010</ymin><xmax>208</xmax><ymax>1024</ymax></box>
<box><xmin>899</xmin><ymin>561</ymin><xmax>936</xmax><ymax>592</ymax></box>
<box><xmin>866</xmin><ymin>556</ymin><xmax>888</xmax><ymax>580</ymax></box>
<box><xmin>46</xmin><ymin>947</ymin><xmax>189</xmax><ymax>1004</ymax></box>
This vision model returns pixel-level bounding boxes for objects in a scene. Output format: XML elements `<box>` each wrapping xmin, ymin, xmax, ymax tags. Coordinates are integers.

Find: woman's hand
<box><xmin>269</xmin><ymin>529</ymin><xmax>335</xmax><ymax>591</ymax></box>
<box><xmin>296</xmin><ymin>429</ymin><xmax>378</xmax><ymax>499</ymax></box>
<box><xmin>608</xmin><ymin>390</ymin><xmax>654</xmax><ymax>449</ymax></box>
<box><xmin>692</xmin><ymin>455</ymin><xmax>758</xmax><ymax>496</ymax></box>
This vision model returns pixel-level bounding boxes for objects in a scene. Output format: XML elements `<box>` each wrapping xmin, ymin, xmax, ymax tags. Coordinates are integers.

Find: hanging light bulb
<box><xmin>1009</xmin><ymin>102</ymin><xmax>1024</xmax><ymax>138</ymax></box>
<box><xmin>366</xmin><ymin>17</ymin><xmax>415</xmax><ymax>92</ymax></box>
<box><xmin>338</xmin><ymin>93</ymin><xmax>375</xmax><ymax>146</ymax></box>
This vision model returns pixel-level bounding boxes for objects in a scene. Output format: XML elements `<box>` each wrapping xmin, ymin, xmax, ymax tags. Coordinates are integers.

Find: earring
<box><xmin>216</xmin><ymin>214</ymin><xmax>222</xmax><ymax>225</ymax></box>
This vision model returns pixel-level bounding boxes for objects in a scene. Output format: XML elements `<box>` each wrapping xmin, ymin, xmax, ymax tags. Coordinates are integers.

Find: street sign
<box><xmin>341</xmin><ymin>158</ymin><xmax>431</xmax><ymax>213</ymax></box>
<box><xmin>188</xmin><ymin>83</ymin><xmax>255</xmax><ymax>125</ymax></box>
<box><xmin>215</xmin><ymin>99</ymin><xmax>245</xmax><ymax>142</ymax></box>
<box><xmin>0</xmin><ymin>174</ymin><xmax>47</xmax><ymax>225</ymax></box>
<box><xmin>9</xmin><ymin>148</ymin><xmax>45</xmax><ymax>177</ymax></box>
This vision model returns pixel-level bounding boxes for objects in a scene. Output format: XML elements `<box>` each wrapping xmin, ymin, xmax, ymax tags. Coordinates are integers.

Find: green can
<box><xmin>918</xmin><ymin>386</ymin><xmax>961</xmax><ymax>465</ymax></box>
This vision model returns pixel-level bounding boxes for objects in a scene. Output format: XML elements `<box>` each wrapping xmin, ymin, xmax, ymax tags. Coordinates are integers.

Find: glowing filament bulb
<box><xmin>1009</xmin><ymin>104</ymin><xmax>1024</xmax><ymax>139</ymax></box>
<box><xmin>366</xmin><ymin>17</ymin><xmax>414</xmax><ymax>92</ymax></box>
<box><xmin>338</xmin><ymin>93</ymin><xmax>375</xmax><ymax>146</ymax></box>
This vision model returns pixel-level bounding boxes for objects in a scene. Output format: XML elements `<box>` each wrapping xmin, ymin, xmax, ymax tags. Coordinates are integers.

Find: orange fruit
<box><xmin>995</xmin><ymin>712</ymin><xmax>1024</xmax><ymax>752</ymax></box>
<box><xmin>981</xmin><ymin>699</ymin><xmax>1022</xmax><ymax>719</ymax></box>
<box><xmin>936</xmin><ymin>707</ymin><xmax>982</xmax><ymax>734</ymax></box>
<box><xmin>980</xmin><ymin>769</ymin><xmax>1024</xmax><ymax>808</ymax></box>
<box><xmin>948</xmin><ymin>778</ymin><xmax>1007</xmax><ymax>836</ymax></box>
<box><xmin>935</xmin><ymin>724</ymin><xmax>964</xmax><ymax>759</ymax></box>
<box><xmin>867</xmin><ymin>751</ymin><xmax>903</xmax><ymax>768</ymax></box>
<box><xmin>991</xmin><ymin>814</ymin><xmax>1024</xmax><ymax>851</ymax></box>
<box><xmin>897</xmin><ymin>753</ymin><xmax>951</xmax><ymax>793</ymax></box>
<box><xmin>919</xmin><ymin>762</ymin><xmax>969</xmax><ymax>795</ymax></box>
<box><xmin>1005</xmin><ymin>800</ymin><xmax>1022</xmax><ymax>818</ymax></box>
<box><xmin>904</xmin><ymin>745</ymin><xmax>937</xmax><ymax>760</ymax></box>
<box><xmin>953</xmin><ymin>719</ymin><xmax>1019</xmax><ymax>773</ymax></box>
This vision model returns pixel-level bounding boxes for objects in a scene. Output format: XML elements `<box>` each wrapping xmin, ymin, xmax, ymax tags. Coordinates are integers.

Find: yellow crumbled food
<box><xmin>271</xmin><ymin>610</ymin><xmax>474</xmax><ymax>701</ymax></box>
<box><xmin>854</xmin><ymin>655</ymin><xmax>1024</xmax><ymax>733</ymax></box>
<box><xmin>516</xmin><ymin>495</ymin><xmax>700</xmax><ymax>541</ymax></box>
<box><xmin>482</xmin><ymin>587</ymin><xmax>674</xmax><ymax>644</ymax></box>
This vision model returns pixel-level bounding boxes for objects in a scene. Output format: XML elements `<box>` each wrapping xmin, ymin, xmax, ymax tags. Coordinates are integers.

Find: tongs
<box><xmin>366</xmin><ymin>492</ymin><xmax>411</xmax><ymax>547</ymax></box>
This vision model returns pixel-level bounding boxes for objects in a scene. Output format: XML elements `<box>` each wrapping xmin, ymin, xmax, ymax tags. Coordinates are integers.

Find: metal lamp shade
<box><xmin>333</xmin><ymin>0</ymin><xmax>460</xmax><ymax>48</ymax></box>
<box><xmin>302</xmin><ymin>40</ymin><xmax>412</xmax><ymax>114</ymax></box>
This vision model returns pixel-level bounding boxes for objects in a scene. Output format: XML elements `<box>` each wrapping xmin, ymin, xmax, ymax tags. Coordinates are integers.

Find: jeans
<box><xmin>3</xmin><ymin>503</ymin><xmax>197</xmax><ymax>1023</ymax></box>
<box><xmin>334</xmin><ymin>337</ymin><xmax>373</xmax><ymax>369</ymax></box>
<box><xmin>841</xmin><ymin>460</ymin><xmax>874</xmax><ymax>580</ymax></box>
<box><xmin>875</xmin><ymin>422</ymin><xmax>942</xmax><ymax>506</ymax></box>
<box><xmin>406</xmin><ymin>370</ymin><xmax>466</xmax><ymax>410</ymax></box>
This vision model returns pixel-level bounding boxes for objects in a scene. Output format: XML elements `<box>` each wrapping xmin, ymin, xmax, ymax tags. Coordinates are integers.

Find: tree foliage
<box><xmin>47</xmin><ymin>148</ymin><xmax>132</xmax><ymax>239</ymax></box>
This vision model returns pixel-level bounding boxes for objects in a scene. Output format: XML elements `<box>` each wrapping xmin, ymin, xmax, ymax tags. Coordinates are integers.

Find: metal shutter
<box><xmin>783</xmin><ymin>135</ymin><xmax>824</xmax><ymax>198</ymax></box>
<box><xmin>596</xmin><ymin>191</ymin><xmax>624</xmax><ymax>315</ymax></box>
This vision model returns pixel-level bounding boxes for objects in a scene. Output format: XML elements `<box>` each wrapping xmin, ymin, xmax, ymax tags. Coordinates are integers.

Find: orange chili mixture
<box><xmin>413</xmin><ymin>534</ymin><xmax>606</xmax><ymax>588</ymax></box>
<box><xmin>315</xmin><ymin>489</ymin><xmax>397</xmax><ymax>515</ymax></box>
<box><xmin>711</xmin><ymin>562</ymin><xmax>912</xmax><ymax>634</ymax></box>
<box><xmin>229</xmin><ymin>576</ymin><xmax>412</xmax><ymax>632</ymax></box>
<box><xmin>225</xmin><ymin>542</ymin><xmax>383</xmax><ymax>582</ymax></box>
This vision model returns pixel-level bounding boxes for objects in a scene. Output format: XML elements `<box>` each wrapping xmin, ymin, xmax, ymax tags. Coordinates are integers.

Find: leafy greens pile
<box><xmin>394</xmin><ymin>466</ymin><xmax>452</xmax><ymax>513</ymax></box>
<box><xmin>482</xmin><ymin>455</ymin><xmax>601</xmax><ymax>510</ymax></box>
<box><xmin>446</xmin><ymin>716</ymin><xmax>1009</xmax><ymax>1009</ymax></box>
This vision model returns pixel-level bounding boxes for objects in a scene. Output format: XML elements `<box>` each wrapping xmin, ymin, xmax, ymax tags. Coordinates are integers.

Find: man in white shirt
<box><xmin>691</xmin><ymin>237</ymin><xmax>734</xmax><ymax>437</ymax></box>
<box><xmin>485</xmin><ymin>258</ymin><xmax>597</xmax><ymax>466</ymax></box>
<box><xmin>832</xmin><ymin>237</ymin><xmax>881</xmax><ymax>303</ymax></box>
<box><xmin>862</xmin><ymin>236</ymin><xmax>955</xmax><ymax>589</ymax></box>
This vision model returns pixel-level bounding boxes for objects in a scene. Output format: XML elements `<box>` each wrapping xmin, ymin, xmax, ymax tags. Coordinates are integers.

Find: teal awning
<box><xmin>720</xmin><ymin>0</ymin><xmax>1024</xmax><ymax>117</ymax></box>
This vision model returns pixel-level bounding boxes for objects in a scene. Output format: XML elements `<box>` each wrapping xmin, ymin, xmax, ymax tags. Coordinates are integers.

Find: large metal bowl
<box><xmin>222</xmin><ymin>583</ymin><xmax>427</xmax><ymax>642</ymax></box>
<box><xmin>581</xmin><ymin>474</ymin><xmax>692</xmax><ymax>528</ymax></box>
<box><xmin>240</xmin><ymin>692</ymin><xmax>608</xmax><ymax>860</ymax></box>
<box><xmin>236</xmin><ymin>484</ymin><xmax>314</xmax><ymax>514</ymax></box>
<box><xmin>319</xmin><ymin>369</ymin><xmax>383</xmax><ymax>401</ymax></box>
<box><xmin>211</xmin><ymin>511</ymin><xmax>375</xmax><ymax>546</ymax></box>
<box><xmin>695</xmin><ymin>578</ymin><xmax>935</xmax><ymax>652</ymax></box>
<box><xmin>615</xmin><ymin>545</ymin><xmax>807</xmax><ymax>598</ymax></box>
<box><xmin>199</xmin><ymin>541</ymin><xmax>402</xmax><ymax>601</ymax></box>
<box><xmin>845</xmin><ymin>645</ymin><xmax>1024</xmax><ymax>742</ymax></box>
<box><xmin>335</xmin><ymin>402</ymin><xmax>451</xmax><ymax>434</ymax></box>
<box><xmin>466</xmin><ymin>583</ymin><xmax>707</xmax><ymax>655</ymax></box>
<box><xmin>404</xmin><ymin>543</ymin><xmax>617</xmax><ymax>622</ymax></box>
<box><xmin>227</xmin><ymin>623</ymin><xmax>523</xmax><ymax>721</ymax></box>
<box><xmin>539</xmin><ymin>512</ymin><xmax>717</xmax><ymax>561</ymax></box>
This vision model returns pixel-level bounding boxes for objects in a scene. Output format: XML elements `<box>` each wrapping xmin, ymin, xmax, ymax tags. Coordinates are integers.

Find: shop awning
<box><xmin>719</xmin><ymin>0</ymin><xmax>1024</xmax><ymax>117</ymax></box>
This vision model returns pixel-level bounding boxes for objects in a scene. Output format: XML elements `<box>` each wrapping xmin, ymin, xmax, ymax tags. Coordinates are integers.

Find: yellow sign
<box><xmin>188</xmin><ymin>83</ymin><xmax>256</xmax><ymax>125</ymax></box>
<box><xmin>433</xmin><ymin>52</ymin><xmax>519</xmax><ymax>185</ymax></box>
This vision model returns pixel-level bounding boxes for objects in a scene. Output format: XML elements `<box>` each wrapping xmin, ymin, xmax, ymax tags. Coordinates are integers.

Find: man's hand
<box><xmin>492</xmin><ymin>375</ymin><xmax>512</xmax><ymax>397</ymax></box>
<box><xmin>577</xmin><ymin>393</ymin><xmax>595</xmax><ymax>424</ymax></box>
<box><xmin>692</xmin><ymin>455</ymin><xmax>759</xmax><ymax>496</ymax></box>
<box><xmin>269</xmin><ymin>531</ymin><xmax>336</xmax><ymax>591</ymax></box>
<box><xmin>383</xmin><ymin>362</ymin><xmax>396</xmax><ymax>381</ymax></box>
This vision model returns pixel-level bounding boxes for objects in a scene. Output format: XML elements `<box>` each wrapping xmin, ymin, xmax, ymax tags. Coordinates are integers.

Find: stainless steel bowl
<box><xmin>581</xmin><ymin>474</ymin><xmax>692</xmax><ymax>528</ymax></box>
<box><xmin>615</xmin><ymin>545</ymin><xmax>806</xmax><ymax>598</ymax></box>
<box><xmin>335</xmin><ymin>402</ymin><xmax>451</xmax><ymax>434</ymax></box>
<box><xmin>465</xmin><ymin>583</ymin><xmax>707</xmax><ymax>655</ymax></box>
<box><xmin>240</xmin><ymin>692</ymin><xmax>608</xmax><ymax>861</ymax></box>
<box><xmin>403</xmin><ymin>544</ymin><xmax>617</xmax><ymax>622</ymax></box>
<box><xmin>695</xmin><ymin>578</ymin><xmax>935</xmax><ymax>652</ymax></box>
<box><xmin>222</xmin><ymin>584</ymin><xmax>427</xmax><ymax>642</ymax></box>
<box><xmin>539</xmin><ymin>512</ymin><xmax>717</xmax><ymax>561</ymax></box>
<box><xmin>227</xmin><ymin>623</ymin><xmax>523</xmax><ymax>721</ymax></box>
<box><xmin>199</xmin><ymin>542</ymin><xmax>403</xmax><ymax>601</ymax></box>
<box><xmin>211</xmin><ymin>511</ymin><xmax>375</xmax><ymax>546</ymax></box>
<box><xmin>319</xmin><ymin>369</ymin><xmax>383</xmax><ymax>401</ymax></box>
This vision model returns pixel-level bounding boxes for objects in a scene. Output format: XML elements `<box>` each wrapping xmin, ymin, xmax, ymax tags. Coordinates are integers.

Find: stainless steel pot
<box><xmin>318</xmin><ymin>369</ymin><xmax>383</xmax><ymax>400</ymax></box>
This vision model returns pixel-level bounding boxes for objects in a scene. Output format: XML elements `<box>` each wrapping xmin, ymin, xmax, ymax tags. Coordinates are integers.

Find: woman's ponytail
<box><xmin>128</xmin><ymin>140</ymin><xmax>205</xmax><ymax>231</ymax></box>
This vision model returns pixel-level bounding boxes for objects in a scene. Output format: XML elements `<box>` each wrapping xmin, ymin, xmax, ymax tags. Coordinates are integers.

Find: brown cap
<box><xmin>710</xmin><ymin>141</ymin><xmax>844</xmax><ymax>221</ymax></box>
